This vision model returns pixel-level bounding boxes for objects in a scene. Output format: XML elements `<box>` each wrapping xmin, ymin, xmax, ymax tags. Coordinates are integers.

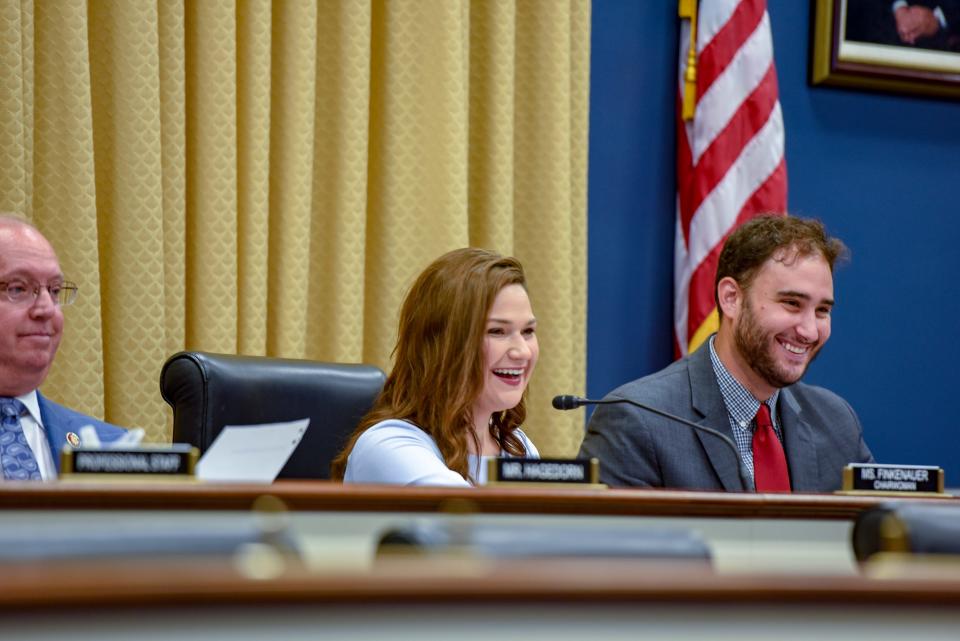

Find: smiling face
<box><xmin>0</xmin><ymin>222</ymin><xmax>65</xmax><ymax>396</ymax></box>
<box><xmin>472</xmin><ymin>284</ymin><xmax>539</xmax><ymax>429</ymax></box>
<box><xmin>717</xmin><ymin>248</ymin><xmax>833</xmax><ymax>400</ymax></box>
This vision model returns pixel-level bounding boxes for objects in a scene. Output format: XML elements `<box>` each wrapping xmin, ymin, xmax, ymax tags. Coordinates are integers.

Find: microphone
<box><xmin>553</xmin><ymin>395</ymin><xmax>751</xmax><ymax>492</ymax></box>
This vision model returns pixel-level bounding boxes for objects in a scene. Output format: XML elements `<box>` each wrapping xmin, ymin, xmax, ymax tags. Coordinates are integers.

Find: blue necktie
<box><xmin>0</xmin><ymin>397</ymin><xmax>42</xmax><ymax>480</ymax></box>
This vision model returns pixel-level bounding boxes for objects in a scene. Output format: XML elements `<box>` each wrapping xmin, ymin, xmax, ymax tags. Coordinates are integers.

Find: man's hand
<box><xmin>895</xmin><ymin>5</ymin><xmax>942</xmax><ymax>44</ymax></box>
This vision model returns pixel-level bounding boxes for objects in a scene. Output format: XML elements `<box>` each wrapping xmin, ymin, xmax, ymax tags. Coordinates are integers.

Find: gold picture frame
<box><xmin>812</xmin><ymin>0</ymin><xmax>960</xmax><ymax>98</ymax></box>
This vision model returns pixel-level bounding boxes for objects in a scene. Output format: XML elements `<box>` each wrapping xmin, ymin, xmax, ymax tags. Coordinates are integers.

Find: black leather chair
<box><xmin>377</xmin><ymin>520</ymin><xmax>712</xmax><ymax>563</ymax></box>
<box><xmin>852</xmin><ymin>501</ymin><xmax>960</xmax><ymax>561</ymax></box>
<box><xmin>160</xmin><ymin>351</ymin><xmax>385</xmax><ymax>480</ymax></box>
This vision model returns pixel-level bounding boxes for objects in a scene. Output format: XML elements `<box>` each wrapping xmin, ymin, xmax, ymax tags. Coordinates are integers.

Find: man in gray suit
<box><xmin>579</xmin><ymin>215</ymin><xmax>873</xmax><ymax>493</ymax></box>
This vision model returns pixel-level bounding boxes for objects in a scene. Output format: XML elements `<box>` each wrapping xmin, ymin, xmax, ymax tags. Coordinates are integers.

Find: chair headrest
<box><xmin>378</xmin><ymin>519</ymin><xmax>712</xmax><ymax>562</ymax></box>
<box><xmin>853</xmin><ymin>501</ymin><xmax>960</xmax><ymax>561</ymax></box>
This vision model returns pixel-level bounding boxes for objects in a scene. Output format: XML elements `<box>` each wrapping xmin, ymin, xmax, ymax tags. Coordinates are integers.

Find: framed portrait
<box><xmin>811</xmin><ymin>0</ymin><xmax>960</xmax><ymax>98</ymax></box>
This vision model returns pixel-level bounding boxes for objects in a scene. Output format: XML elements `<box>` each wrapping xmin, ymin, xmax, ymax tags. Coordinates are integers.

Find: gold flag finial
<box><xmin>678</xmin><ymin>0</ymin><xmax>699</xmax><ymax>121</ymax></box>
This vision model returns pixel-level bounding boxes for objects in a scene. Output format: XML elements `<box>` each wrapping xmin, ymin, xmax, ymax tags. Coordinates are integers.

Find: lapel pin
<box><xmin>66</xmin><ymin>432</ymin><xmax>81</xmax><ymax>448</ymax></box>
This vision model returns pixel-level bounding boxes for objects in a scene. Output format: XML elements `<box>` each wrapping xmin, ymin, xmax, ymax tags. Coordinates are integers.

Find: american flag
<box><xmin>674</xmin><ymin>0</ymin><xmax>787</xmax><ymax>356</ymax></box>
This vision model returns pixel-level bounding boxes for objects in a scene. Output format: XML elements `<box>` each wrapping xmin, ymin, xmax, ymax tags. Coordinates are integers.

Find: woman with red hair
<box><xmin>331</xmin><ymin>248</ymin><xmax>540</xmax><ymax>485</ymax></box>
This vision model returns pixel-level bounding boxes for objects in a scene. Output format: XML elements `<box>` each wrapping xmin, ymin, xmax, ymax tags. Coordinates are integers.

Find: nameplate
<box><xmin>842</xmin><ymin>463</ymin><xmax>944</xmax><ymax>495</ymax></box>
<box><xmin>487</xmin><ymin>457</ymin><xmax>603</xmax><ymax>487</ymax></box>
<box><xmin>61</xmin><ymin>444</ymin><xmax>199</xmax><ymax>478</ymax></box>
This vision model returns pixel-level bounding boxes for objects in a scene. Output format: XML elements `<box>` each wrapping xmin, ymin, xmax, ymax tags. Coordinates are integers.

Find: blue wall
<box><xmin>587</xmin><ymin>2</ymin><xmax>960</xmax><ymax>482</ymax></box>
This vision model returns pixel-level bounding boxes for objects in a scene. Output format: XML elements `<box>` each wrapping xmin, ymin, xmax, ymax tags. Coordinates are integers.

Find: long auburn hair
<box><xmin>331</xmin><ymin>248</ymin><xmax>531</xmax><ymax>482</ymax></box>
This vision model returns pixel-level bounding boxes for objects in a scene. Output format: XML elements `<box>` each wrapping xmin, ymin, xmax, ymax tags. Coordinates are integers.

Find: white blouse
<box><xmin>343</xmin><ymin>418</ymin><xmax>539</xmax><ymax>487</ymax></box>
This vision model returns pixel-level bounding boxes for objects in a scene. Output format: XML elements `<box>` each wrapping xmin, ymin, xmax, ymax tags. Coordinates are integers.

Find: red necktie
<box><xmin>752</xmin><ymin>403</ymin><xmax>791</xmax><ymax>492</ymax></box>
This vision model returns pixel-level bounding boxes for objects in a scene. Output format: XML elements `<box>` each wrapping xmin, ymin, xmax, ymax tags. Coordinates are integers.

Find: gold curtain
<box><xmin>0</xmin><ymin>0</ymin><xmax>590</xmax><ymax>457</ymax></box>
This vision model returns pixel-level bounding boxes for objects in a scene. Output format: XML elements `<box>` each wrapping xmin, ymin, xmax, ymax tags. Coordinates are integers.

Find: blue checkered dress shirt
<box><xmin>707</xmin><ymin>336</ymin><xmax>784</xmax><ymax>489</ymax></box>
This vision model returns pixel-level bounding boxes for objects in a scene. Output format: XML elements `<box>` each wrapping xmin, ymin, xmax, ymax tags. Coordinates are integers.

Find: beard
<box><xmin>734</xmin><ymin>299</ymin><xmax>819</xmax><ymax>390</ymax></box>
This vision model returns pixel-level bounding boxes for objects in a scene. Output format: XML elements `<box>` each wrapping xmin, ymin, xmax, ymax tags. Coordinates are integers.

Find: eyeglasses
<box><xmin>0</xmin><ymin>280</ymin><xmax>79</xmax><ymax>306</ymax></box>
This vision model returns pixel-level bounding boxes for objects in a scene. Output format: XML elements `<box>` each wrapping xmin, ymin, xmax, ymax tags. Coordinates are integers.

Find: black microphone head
<box><xmin>552</xmin><ymin>395</ymin><xmax>583</xmax><ymax>410</ymax></box>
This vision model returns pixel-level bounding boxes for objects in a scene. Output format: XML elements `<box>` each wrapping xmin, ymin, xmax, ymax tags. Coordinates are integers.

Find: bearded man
<box><xmin>578</xmin><ymin>215</ymin><xmax>873</xmax><ymax>492</ymax></box>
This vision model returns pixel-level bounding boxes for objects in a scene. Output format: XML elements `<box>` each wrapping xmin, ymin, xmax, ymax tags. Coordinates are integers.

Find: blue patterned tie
<box><xmin>0</xmin><ymin>397</ymin><xmax>42</xmax><ymax>480</ymax></box>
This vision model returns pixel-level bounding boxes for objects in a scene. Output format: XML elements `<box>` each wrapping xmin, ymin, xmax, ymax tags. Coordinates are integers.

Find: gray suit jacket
<box><xmin>578</xmin><ymin>343</ymin><xmax>874</xmax><ymax>492</ymax></box>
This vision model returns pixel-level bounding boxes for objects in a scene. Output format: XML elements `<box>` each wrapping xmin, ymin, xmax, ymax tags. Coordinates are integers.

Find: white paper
<box><xmin>78</xmin><ymin>425</ymin><xmax>146</xmax><ymax>449</ymax></box>
<box><xmin>195</xmin><ymin>418</ymin><xmax>309</xmax><ymax>483</ymax></box>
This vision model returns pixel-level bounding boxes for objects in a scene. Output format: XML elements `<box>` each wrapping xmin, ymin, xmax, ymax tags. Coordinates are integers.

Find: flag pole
<box><xmin>678</xmin><ymin>0</ymin><xmax>698</xmax><ymax>121</ymax></box>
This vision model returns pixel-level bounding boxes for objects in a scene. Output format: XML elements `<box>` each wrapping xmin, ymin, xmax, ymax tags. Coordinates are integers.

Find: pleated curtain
<box><xmin>0</xmin><ymin>0</ymin><xmax>589</xmax><ymax>458</ymax></box>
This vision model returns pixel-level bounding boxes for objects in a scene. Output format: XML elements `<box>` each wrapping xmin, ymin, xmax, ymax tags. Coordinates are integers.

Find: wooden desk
<box><xmin>1</xmin><ymin>482</ymin><xmax>955</xmax><ymax>575</ymax></box>
<box><xmin>0</xmin><ymin>480</ymin><xmax>937</xmax><ymax>516</ymax></box>
<box><xmin>2</xmin><ymin>483</ymin><xmax>958</xmax><ymax>639</ymax></box>
<box><xmin>1</xmin><ymin>555</ymin><xmax>960</xmax><ymax>640</ymax></box>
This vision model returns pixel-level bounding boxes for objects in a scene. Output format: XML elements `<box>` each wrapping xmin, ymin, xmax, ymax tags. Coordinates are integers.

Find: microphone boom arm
<box><xmin>554</xmin><ymin>395</ymin><xmax>751</xmax><ymax>492</ymax></box>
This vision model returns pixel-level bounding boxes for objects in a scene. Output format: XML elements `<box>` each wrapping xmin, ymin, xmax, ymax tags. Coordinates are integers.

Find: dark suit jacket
<box><xmin>578</xmin><ymin>343</ymin><xmax>874</xmax><ymax>492</ymax></box>
<box><xmin>38</xmin><ymin>392</ymin><xmax>127</xmax><ymax>472</ymax></box>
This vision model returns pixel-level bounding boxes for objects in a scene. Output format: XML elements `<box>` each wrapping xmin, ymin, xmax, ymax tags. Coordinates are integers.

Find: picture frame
<box><xmin>811</xmin><ymin>0</ymin><xmax>960</xmax><ymax>98</ymax></box>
